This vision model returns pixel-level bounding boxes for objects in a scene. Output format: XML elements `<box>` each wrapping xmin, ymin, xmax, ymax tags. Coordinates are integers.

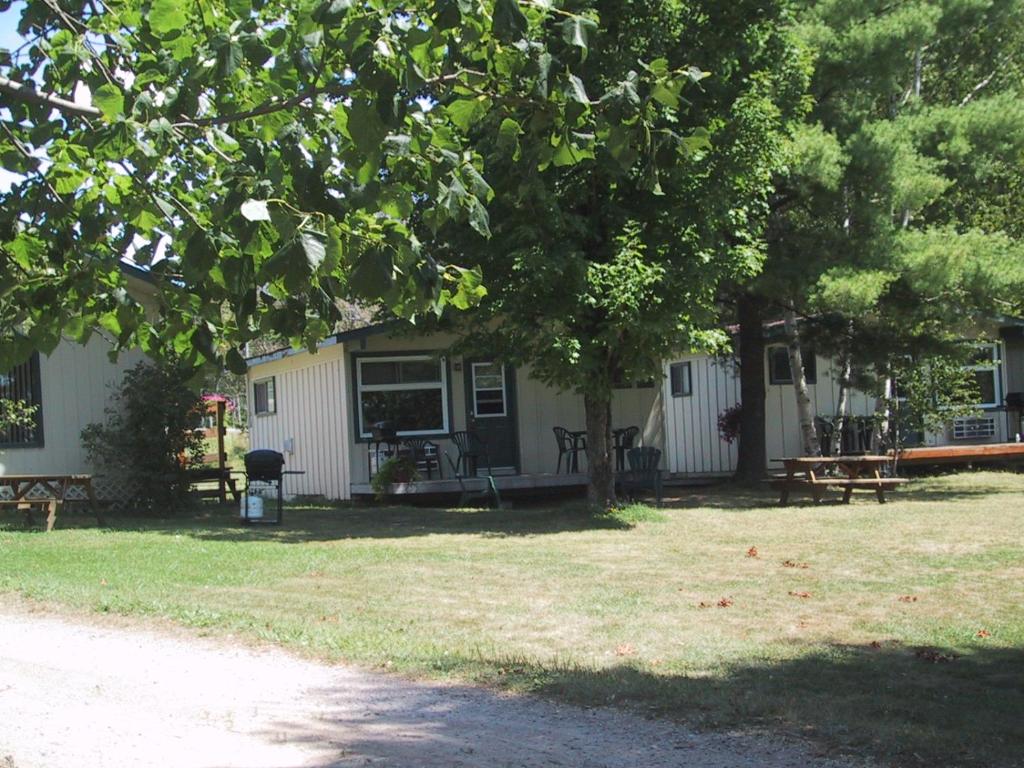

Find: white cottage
<box><xmin>0</xmin><ymin>266</ymin><xmax>152</xmax><ymax>478</ymax></box>
<box><xmin>247</xmin><ymin>320</ymin><xmax>1024</xmax><ymax>500</ymax></box>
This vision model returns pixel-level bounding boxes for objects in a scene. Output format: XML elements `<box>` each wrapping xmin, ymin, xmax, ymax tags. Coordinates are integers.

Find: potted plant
<box><xmin>370</xmin><ymin>456</ymin><xmax>422</xmax><ymax>499</ymax></box>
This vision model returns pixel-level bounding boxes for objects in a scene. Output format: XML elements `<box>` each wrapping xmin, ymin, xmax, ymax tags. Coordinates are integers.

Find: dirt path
<box><xmin>0</xmin><ymin>607</ymin><xmax>860</xmax><ymax>768</ymax></box>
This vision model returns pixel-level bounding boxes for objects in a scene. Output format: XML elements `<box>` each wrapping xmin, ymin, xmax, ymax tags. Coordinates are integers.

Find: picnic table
<box><xmin>0</xmin><ymin>474</ymin><xmax>100</xmax><ymax>531</ymax></box>
<box><xmin>770</xmin><ymin>456</ymin><xmax>908</xmax><ymax>505</ymax></box>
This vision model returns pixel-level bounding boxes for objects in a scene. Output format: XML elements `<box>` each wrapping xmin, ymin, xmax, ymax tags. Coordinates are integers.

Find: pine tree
<box><xmin>733</xmin><ymin>0</ymin><xmax>1024</xmax><ymax>475</ymax></box>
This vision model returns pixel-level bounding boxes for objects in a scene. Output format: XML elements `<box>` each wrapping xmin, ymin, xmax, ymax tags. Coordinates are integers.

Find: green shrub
<box><xmin>81</xmin><ymin>362</ymin><xmax>206</xmax><ymax>513</ymax></box>
<box><xmin>370</xmin><ymin>456</ymin><xmax>422</xmax><ymax>499</ymax></box>
<box><xmin>0</xmin><ymin>398</ymin><xmax>37</xmax><ymax>433</ymax></box>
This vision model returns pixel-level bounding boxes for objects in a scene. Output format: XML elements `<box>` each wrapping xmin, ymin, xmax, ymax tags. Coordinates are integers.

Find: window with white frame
<box><xmin>356</xmin><ymin>355</ymin><xmax>449</xmax><ymax>437</ymax></box>
<box><xmin>253</xmin><ymin>377</ymin><xmax>276</xmax><ymax>415</ymax></box>
<box><xmin>471</xmin><ymin>362</ymin><xmax>506</xmax><ymax>417</ymax></box>
<box><xmin>669</xmin><ymin>361</ymin><xmax>692</xmax><ymax>397</ymax></box>
<box><xmin>966</xmin><ymin>343</ymin><xmax>1002</xmax><ymax>408</ymax></box>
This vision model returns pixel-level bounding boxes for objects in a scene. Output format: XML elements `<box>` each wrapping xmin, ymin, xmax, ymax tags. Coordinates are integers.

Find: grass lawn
<box><xmin>2</xmin><ymin>471</ymin><xmax>1022</xmax><ymax>767</ymax></box>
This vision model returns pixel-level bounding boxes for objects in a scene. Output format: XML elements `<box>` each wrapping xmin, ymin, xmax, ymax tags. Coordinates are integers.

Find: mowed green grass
<box><xmin>2</xmin><ymin>472</ymin><xmax>1022</xmax><ymax>767</ymax></box>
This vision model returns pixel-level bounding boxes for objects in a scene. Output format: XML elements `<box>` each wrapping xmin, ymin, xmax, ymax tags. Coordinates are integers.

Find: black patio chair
<box><xmin>451</xmin><ymin>430</ymin><xmax>491</xmax><ymax>477</ymax></box>
<box><xmin>612</xmin><ymin>426</ymin><xmax>640</xmax><ymax>472</ymax></box>
<box><xmin>618</xmin><ymin>446</ymin><xmax>663</xmax><ymax>507</ymax></box>
<box><xmin>401</xmin><ymin>438</ymin><xmax>440</xmax><ymax>479</ymax></box>
<box><xmin>815</xmin><ymin>416</ymin><xmax>835</xmax><ymax>456</ymax></box>
<box><xmin>553</xmin><ymin>426</ymin><xmax>587</xmax><ymax>473</ymax></box>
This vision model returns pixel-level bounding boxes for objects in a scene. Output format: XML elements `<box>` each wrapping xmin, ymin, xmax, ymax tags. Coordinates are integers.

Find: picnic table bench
<box><xmin>0</xmin><ymin>474</ymin><xmax>101</xmax><ymax>531</ymax></box>
<box><xmin>768</xmin><ymin>456</ymin><xmax>908</xmax><ymax>505</ymax></box>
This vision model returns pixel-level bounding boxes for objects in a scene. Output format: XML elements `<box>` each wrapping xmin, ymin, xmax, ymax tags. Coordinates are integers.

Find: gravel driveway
<box><xmin>0</xmin><ymin>606</ymin><xmax>860</xmax><ymax>768</ymax></box>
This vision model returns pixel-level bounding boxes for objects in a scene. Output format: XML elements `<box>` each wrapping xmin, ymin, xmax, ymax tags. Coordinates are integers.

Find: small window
<box><xmin>669</xmin><ymin>362</ymin><xmax>692</xmax><ymax>397</ymax></box>
<box><xmin>0</xmin><ymin>352</ymin><xmax>43</xmax><ymax>448</ymax></box>
<box><xmin>253</xmin><ymin>377</ymin><xmax>276</xmax><ymax>415</ymax></box>
<box><xmin>966</xmin><ymin>342</ymin><xmax>1001</xmax><ymax>408</ymax></box>
<box><xmin>471</xmin><ymin>362</ymin><xmax>507</xmax><ymax>417</ymax></box>
<box><xmin>768</xmin><ymin>346</ymin><xmax>817</xmax><ymax>385</ymax></box>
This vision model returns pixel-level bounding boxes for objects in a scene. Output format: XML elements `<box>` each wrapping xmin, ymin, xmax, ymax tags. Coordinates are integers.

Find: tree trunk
<box><xmin>584</xmin><ymin>391</ymin><xmax>616</xmax><ymax>509</ymax></box>
<box><xmin>871</xmin><ymin>376</ymin><xmax>893</xmax><ymax>454</ymax></box>
<box><xmin>783</xmin><ymin>310</ymin><xmax>820</xmax><ymax>456</ymax></box>
<box><xmin>831</xmin><ymin>350</ymin><xmax>852</xmax><ymax>456</ymax></box>
<box><xmin>734</xmin><ymin>293</ymin><xmax>768</xmax><ymax>482</ymax></box>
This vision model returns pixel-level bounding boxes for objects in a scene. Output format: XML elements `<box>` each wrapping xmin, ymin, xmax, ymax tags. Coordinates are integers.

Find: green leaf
<box><xmin>651</xmin><ymin>82</ymin><xmax>680</xmax><ymax>109</ymax></box>
<box><xmin>240</xmin><ymin>199</ymin><xmax>272</xmax><ymax>221</ymax></box>
<box><xmin>299</xmin><ymin>231</ymin><xmax>326</xmax><ymax>271</ymax></box>
<box><xmin>466</xmin><ymin>195</ymin><xmax>491</xmax><ymax>237</ymax></box>
<box><xmin>561</xmin><ymin>17</ymin><xmax>597</xmax><ymax>58</ymax></box>
<box><xmin>93</xmin><ymin>84</ymin><xmax>125</xmax><ymax>122</ymax></box>
<box><xmin>149</xmin><ymin>0</ymin><xmax>188</xmax><ymax>38</ymax></box>
<box><xmin>497</xmin><ymin>117</ymin><xmax>522</xmax><ymax>150</ymax></box>
<box><xmin>349</xmin><ymin>250</ymin><xmax>394</xmax><ymax>298</ymax></box>
<box><xmin>565</xmin><ymin>75</ymin><xmax>589</xmax><ymax>105</ymax></box>
<box><xmin>324</xmin><ymin>224</ymin><xmax>343</xmax><ymax>274</ymax></box>
<box><xmin>535</xmin><ymin>52</ymin><xmax>552</xmax><ymax>98</ymax></box>
<box><xmin>492</xmin><ymin>0</ymin><xmax>528</xmax><ymax>41</ymax></box>
<box><xmin>345</xmin><ymin>100</ymin><xmax>387</xmax><ymax>155</ymax></box>
<box><xmin>312</xmin><ymin>0</ymin><xmax>352</xmax><ymax>23</ymax></box>
<box><xmin>217</xmin><ymin>40</ymin><xmax>243</xmax><ymax>77</ymax></box>
<box><xmin>446</xmin><ymin>97</ymin><xmax>490</xmax><ymax>132</ymax></box>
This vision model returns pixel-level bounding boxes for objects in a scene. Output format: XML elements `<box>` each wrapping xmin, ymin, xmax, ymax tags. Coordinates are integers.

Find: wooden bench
<box><xmin>186</xmin><ymin>466</ymin><xmax>242</xmax><ymax>503</ymax></box>
<box><xmin>768</xmin><ymin>475</ymin><xmax>908</xmax><ymax>504</ymax></box>
<box><xmin>770</xmin><ymin>456</ymin><xmax>908</xmax><ymax>505</ymax></box>
<box><xmin>0</xmin><ymin>475</ymin><xmax>101</xmax><ymax>531</ymax></box>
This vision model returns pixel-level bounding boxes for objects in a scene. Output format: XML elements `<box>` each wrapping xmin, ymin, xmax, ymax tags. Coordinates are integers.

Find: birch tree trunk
<box><xmin>870</xmin><ymin>376</ymin><xmax>893</xmax><ymax>454</ymax></box>
<box><xmin>783</xmin><ymin>310</ymin><xmax>820</xmax><ymax>456</ymax></box>
<box><xmin>831</xmin><ymin>350</ymin><xmax>853</xmax><ymax>456</ymax></box>
<box><xmin>584</xmin><ymin>391</ymin><xmax>616</xmax><ymax>509</ymax></box>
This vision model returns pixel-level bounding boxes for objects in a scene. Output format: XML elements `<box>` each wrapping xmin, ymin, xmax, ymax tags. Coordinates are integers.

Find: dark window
<box><xmin>768</xmin><ymin>346</ymin><xmax>816</xmax><ymax>385</ymax></box>
<box><xmin>360</xmin><ymin>389</ymin><xmax>445</xmax><ymax>432</ymax></box>
<box><xmin>669</xmin><ymin>362</ymin><xmax>692</xmax><ymax>397</ymax></box>
<box><xmin>0</xmin><ymin>352</ymin><xmax>43</xmax><ymax>448</ymax></box>
<box><xmin>356</xmin><ymin>355</ymin><xmax>449</xmax><ymax>437</ymax></box>
<box><xmin>253</xmin><ymin>377</ymin><xmax>276</xmax><ymax>415</ymax></box>
<box><xmin>966</xmin><ymin>343</ymin><xmax>1000</xmax><ymax>408</ymax></box>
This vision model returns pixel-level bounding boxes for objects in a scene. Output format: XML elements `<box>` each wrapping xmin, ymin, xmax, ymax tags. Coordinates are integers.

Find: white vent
<box><xmin>952</xmin><ymin>417</ymin><xmax>996</xmax><ymax>441</ymax></box>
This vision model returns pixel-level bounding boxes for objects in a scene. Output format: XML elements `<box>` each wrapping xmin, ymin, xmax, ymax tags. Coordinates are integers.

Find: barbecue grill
<box><xmin>241</xmin><ymin>449</ymin><xmax>291</xmax><ymax>524</ymax></box>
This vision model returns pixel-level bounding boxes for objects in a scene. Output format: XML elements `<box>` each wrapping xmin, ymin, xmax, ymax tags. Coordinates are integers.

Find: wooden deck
<box><xmin>351</xmin><ymin>471</ymin><xmax>726</xmax><ymax>497</ymax></box>
<box><xmin>893</xmin><ymin>442</ymin><xmax>1024</xmax><ymax>465</ymax></box>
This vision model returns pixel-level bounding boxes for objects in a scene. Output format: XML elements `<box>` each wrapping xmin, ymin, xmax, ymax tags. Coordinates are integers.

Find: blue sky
<box><xmin>0</xmin><ymin>3</ymin><xmax>25</xmax><ymax>53</ymax></box>
<box><xmin>1</xmin><ymin>3</ymin><xmax>37</xmax><ymax>193</ymax></box>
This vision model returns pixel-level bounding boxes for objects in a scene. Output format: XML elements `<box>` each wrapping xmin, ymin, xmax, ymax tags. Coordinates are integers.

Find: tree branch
<box><xmin>0</xmin><ymin>76</ymin><xmax>102</xmax><ymax>118</ymax></box>
<box><xmin>960</xmin><ymin>69</ymin><xmax>997</xmax><ymax>106</ymax></box>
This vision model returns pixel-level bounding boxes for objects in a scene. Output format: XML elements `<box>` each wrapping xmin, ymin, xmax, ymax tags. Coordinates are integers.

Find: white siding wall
<box><xmin>763</xmin><ymin>355</ymin><xmax>875</xmax><ymax>465</ymax></box>
<box><xmin>662</xmin><ymin>355</ymin><xmax>740</xmax><ymax>475</ymax></box>
<box><xmin>662</xmin><ymin>352</ymin><xmax>877</xmax><ymax>475</ymax></box>
<box><xmin>515</xmin><ymin>365</ymin><xmax>662</xmax><ymax>475</ymax></box>
<box><xmin>247</xmin><ymin>343</ymin><xmax>350</xmax><ymax>500</ymax></box>
<box><xmin>346</xmin><ymin>332</ymin><xmax>663</xmax><ymax>483</ymax></box>
<box><xmin>0</xmin><ymin>337</ymin><xmax>144</xmax><ymax>476</ymax></box>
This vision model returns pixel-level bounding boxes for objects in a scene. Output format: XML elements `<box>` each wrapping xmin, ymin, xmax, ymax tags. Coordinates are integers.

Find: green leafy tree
<box><xmin>429</xmin><ymin>0</ymin><xmax>810</xmax><ymax>506</ymax></box>
<box><xmin>81</xmin><ymin>361</ymin><xmax>206</xmax><ymax>512</ymax></box>
<box><xmin>885</xmin><ymin>354</ymin><xmax>980</xmax><ymax>461</ymax></box>
<box><xmin>0</xmin><ymin>397</ymin><xmax>37</xmax><ymax>434</ymax></box>
<box><xmin>731</xmin><ymin>0</ymin><xmax>1024</xmax><ymax>477</ymax></box>
<box><xmin>0</xmin><ymin>0</ymin><xmax>643</xmax><ymax>371</ymax></box>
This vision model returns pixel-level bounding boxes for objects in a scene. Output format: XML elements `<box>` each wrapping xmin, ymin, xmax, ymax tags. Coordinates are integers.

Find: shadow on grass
<box><xmin>663</xmin><ymin>478</ymin><xmax>1009</xmax><ymax>511</ymax></box>
<box><xmin>274</xmin><ymin>642</ymin><xmax>1024</xmax><ymax>768</ymax></box>
<box><xmin>91</xmin><ymin>501</ymin><xmax>636</xmax><ymax>543</ymax></box>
